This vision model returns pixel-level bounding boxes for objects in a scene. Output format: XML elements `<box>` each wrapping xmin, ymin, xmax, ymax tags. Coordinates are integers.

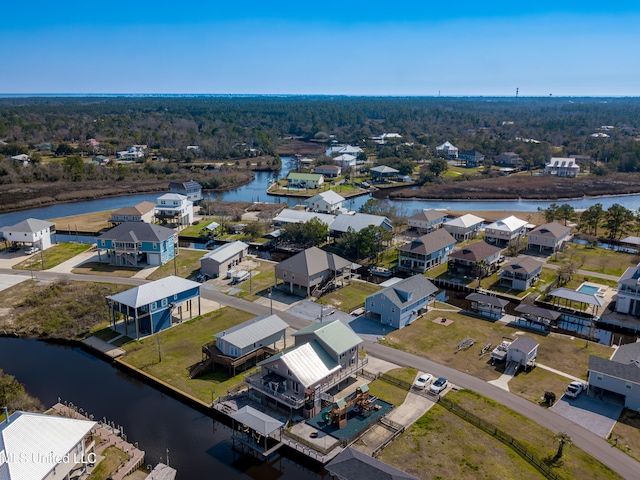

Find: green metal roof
<box><xmin>292</xmin><ymin>320</ymin><xmax>362</xmax><ymax>355</ymax></box>
<box><xmin>287</xmin><ymin>172</ymin><xmax>324</xmax><ymax>180</ymax></box>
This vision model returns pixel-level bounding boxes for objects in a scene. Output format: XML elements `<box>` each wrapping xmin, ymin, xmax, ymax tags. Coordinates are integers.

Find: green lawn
<box><xmin>13</xmin><ymin>243</ymin><xmax>92</xmax><ymax>271</ymax></box>
<box><xmin>549</xmin><ymin>244</ymin><xmax>638</xmax><ymax>277</ymax></box>
<box><xmin>366</xmin><ymin>367</ymin><xmax>416</xmax><ymax>407</ymax></box>
<box><xmin>146</xmin><ymin>249</ymin><xmax>204</xmax><ymax>281</ymax></box>
<box><xmin>379</xmin><ymin>389</ymin><xmax>621</xmax><ymax>480</ymax></box>
<box><xmin>179</xmin><ymin>220</ymin><xmax>219</xmax><ymax>237</ymax></box>
<box><xmin>71</xmin><ymin>262</ymin><xmax>139</xmax><ymax>278</ymax></box>
<box><xmin>317</xmin><ymin>281</ymin><xmax>381</xmax><ymax>312</ymax></box>
<box><xmin>536</xmin><ymin>267</ymin><xmax>619</xmax><ymax>295</ymax></box>
<box><xmin>268</xmin><ymin>181</ymin><xmax>367</xmax><ymax>198</ymax></box>
<box><xmin>610</xmin><ymin>409</ymin><xmax>640</xmax><ymax>463</ymax></box>
<box><xmin>382</xmin><ymin>309</ymin><xmax>613</xmax><ymax>384</ymax></box>
<box><xmin>119</xmin><ymin>307</ymin><xmax>254</xmax><ymax>402</ymax></box>
<box><xmin>232</xmin><ymin>261</ymin><xmax>278</xmax><ymax>301</ymax></box>
<box><xmin>87</xmin><ymin>446</ymin><xmax>129</xmax><ymax>480</ymax></box>
<box><xmin>92</xmin><ymin>327</ymin><xmax>121</xmax><ymax>342</ymax></box>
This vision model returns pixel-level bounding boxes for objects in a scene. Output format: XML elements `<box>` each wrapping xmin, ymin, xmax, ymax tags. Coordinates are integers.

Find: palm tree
<box><xmin>473</xmin><ymin>260</ymin><xmax>487</xmax><ymax>289</ymax></box>
<box><xmin>554</xmin><ymin>432</ymin><xmax>572</xmax><ymax>459</ymax></box>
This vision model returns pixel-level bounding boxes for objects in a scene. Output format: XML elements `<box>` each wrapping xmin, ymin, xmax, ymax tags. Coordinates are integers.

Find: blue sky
<box><xmin>2</xmin><ymin>1</ymin><xmax>639</xmax><ymax>96</ymax></box>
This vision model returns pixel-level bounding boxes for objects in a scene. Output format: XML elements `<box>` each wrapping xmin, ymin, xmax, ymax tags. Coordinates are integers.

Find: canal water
<box><xmin>0</xmin><ymin>337</ymin><xmax>323</xmax><ymax>479</ymax></box>
<box><xmin>3</xmin><ymin>156</ymin><xmax>640</xmax><ymax>227</ymax></box>
<box><xmin>3</xmin><ymin>158</ymin><xmax>640</xmax><ymax>477</ymax></box>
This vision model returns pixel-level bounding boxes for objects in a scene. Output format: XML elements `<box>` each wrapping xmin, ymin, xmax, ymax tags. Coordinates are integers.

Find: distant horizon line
<box><xmin>1</xmin><ymin>93</ymin><xmax>640</xmax><ymax>99</ymax></box>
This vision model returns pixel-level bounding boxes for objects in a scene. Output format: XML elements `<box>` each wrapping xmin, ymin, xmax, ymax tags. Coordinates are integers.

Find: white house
<box><xmin>616</xmin><ymin>263</ymin><xmax>640</xmax><ymax>316</ymax></box>
<box><xmin>0</xmin><ymin>218</ymin><xmax>55</xmax><ymax>250</ymax></box>
<box><xmin>588</xmin><ymin>343</ymin><xmax>640</xmax><ymax>411</ymax></box>
<box><xmin>0</xmin><ymin>410</ymin><xmax>96</xmax><ymax>480</ymax></box>
<box><xmin>484</xmin><ymin>215</ymin><xmax>528</xmax><ymax>247</ymax></box>
<box><xmin>443</xmin><ymin>214</ymin><xmax>484</xmax><ymax>242</ymax></box>
<box><xmin>10</xmin><ymin>154</ymin><xmax>30</xmax><ymax>166</ymax></box>
<box><xmin>155</xmin><ymin>193</ymin><xmax>194</xmax><ymax>228</ymax></box>
<box><xmin>326</xmin><ymin>145</ymin><xmax>363</xmax><ymax>157</ymax></box>
<box><xmin>436</xmin><ymin>141</ymin><xmax>458</xmax><ymax>158</ymax></box>
<box><xmin>169</xmin><ymin>180</ymin><xmax>203</xmax><ymax>204</ymax></box>
<box><xmin>545</xmin><ymin>157</ymin><xmax>580</xmax><ymax>177</ymax></box>
<box><xmin>305</xmin><ymin>190</ymin><xmax>345</xmax><ymax>214</ymax></box>
<box><xmin>333</xmin><ymin>154</ymin><xmax>358</xmax><ymax>169</ymax></box>
<box><xmin>408</xmin><ymin>209</ymin><xmax>448</xmax><ymax>233</ymax></box>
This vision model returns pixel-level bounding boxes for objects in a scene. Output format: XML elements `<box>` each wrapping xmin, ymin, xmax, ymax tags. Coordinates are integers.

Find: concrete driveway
<box><xmin>551</xmin><ymin>393</ymin><xmax>623</xmax><ymax>438</ymax></box>
<box><xmin>0</xmin><ymin>273</ymin><xmax>31</xmax><ymax>292</ymax></box>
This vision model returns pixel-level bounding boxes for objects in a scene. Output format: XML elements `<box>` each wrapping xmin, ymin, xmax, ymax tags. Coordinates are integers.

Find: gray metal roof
<box><xmin>326</xmin><ymin>447</ymin><xmax>419</xmax><ymax>480</ymax></box>
<box><xmin>399</xmin><ymin>229</ymin><xmax>456</xmax><ymax>256</ymax></box>
<box><xmin>466</xmin><ymin>293</ymin><xmax>509</xmax><ymax>308</ymax></box>
<box><xmin>169</xmin><ymin>180</ymin><xmax>201</xmax><ymax>190</ymax></box>
<box><xmin>444</xmin><ymin>213</ymin><xmax>484</xmax><ymax>229</ymax></box>
<box><xmin>514</xmin><ymin>304</ymin><xmax>561</xmax><ymax>320</ymax></box>
<box><xmin>618</xmin><ymin>265</ymin><xmax>640</xmax><ymax>287</ymax></box>
<box><xmin>230</xmin><ymin>405</ymin><xmax>283</xmax><ymax>436</ymax></box>
<box><xmin>1</xmin><ymin>218</ymin><xmax>54</xmax><ymax>234</ymax></box>
<box><xmin>371</xmin><ymin>165</ymin><xmax>399</xmax><ymax>174</ymax></box>
<box><xmin>99</xmin><ymin>221</ymin><xmax>176</xmax><ymax>243</ymax></box>
<box><xmin>589</xmin><ymin>355</ymin><xmax>640</xmax><ymax>384</ymax></box>
<box><xmin>107</xmin><ymin>275</ymin><xmax>200</xmax><ymax>308</ymax></box>
<box><xmin>620</xmin><ymin>236</ymin><xmax>640</xmax><ymax>246</ymax></box>
<box><xmin>329</xmin><ymin>213</ymin><xmax>392</xmax><ymax>233</ymax></box>
<box><xmin>548</xmin><ymin>288</ymin><xmax>606</xmax><ymax>307</ymax></box>
<box><xmin>508</xmin><ymin>337</ymin><xmax>539</xmax><ymax>354</ymax></box>
<box><xmin>276</xmin><ymin>247</ymin><xmax>351</xmax><ymax>277</ymax></box>
<box><xmin>0</xmin><ymin>411</ymin><xmax>95</xmax><ymax>480</ymax></box>
<box><xmin>202</xmin><ymin>241</ymin><xmax>248</xmax><ymax>263</ymax></box>
<box><xmin>273</xmin><ymin>209</ymin><xmax>336</xmax><ymax>225</ymax></box>
<box><xmin>292</xmin><ymin>319</ymin><xmax>362</xmax><ymax>355</ymax></box>
<box><xmin>214</xmin><ymin>314</ymin><xmax>288</xmax><ymax>349</ymax></box>
<box><xmin>370</xmin><ymin>275</ymin><xmax>438</xmax><ymax>309</ymax></box>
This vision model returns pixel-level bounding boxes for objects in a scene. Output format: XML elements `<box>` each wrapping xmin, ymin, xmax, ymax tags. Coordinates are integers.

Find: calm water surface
<box><xmin>0</xmin><ymin>337</ymin><xmax>323</xmax><ymax>479</ymax></box>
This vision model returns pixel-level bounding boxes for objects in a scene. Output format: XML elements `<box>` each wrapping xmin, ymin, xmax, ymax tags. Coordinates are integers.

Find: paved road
<box><xmin>3</xmin><ymin>267</ymin><xmax>638</xmax><ymax>478</ymax></box>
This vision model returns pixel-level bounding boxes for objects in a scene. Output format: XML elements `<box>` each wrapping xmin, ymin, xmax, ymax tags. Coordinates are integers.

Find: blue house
<box><xmin>106</xmin><ymin>276</ymin><xmax>201</xmax><ymax>339</ymax></box>
<box><xmin>398</xmin><ymin>229</ymin><xmax>456</xmax><ymax>273</ymax></box>
<box><xmin>97</xmin><ymin>222</ymin><xmax>177</xmax><ymax>267</ymax></box>
<box><xmin>365</xmin><ymin>275</ymin><xmax>438</xmax><ymax>329</ymax></box>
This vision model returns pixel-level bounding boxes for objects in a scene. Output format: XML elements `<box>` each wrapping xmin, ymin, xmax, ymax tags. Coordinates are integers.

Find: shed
<box><xmin>506</xmin><ymin>337</ymin><xmax>539</xmax><ymax>370</ymax></box>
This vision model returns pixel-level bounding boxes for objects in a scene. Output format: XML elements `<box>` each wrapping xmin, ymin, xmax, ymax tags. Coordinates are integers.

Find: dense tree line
<box><xmin>1</xmin><ymin>96</ymin><xmax>639</xmax><ymax>172</ymax></box>
<box><xmin>0</xmin><ymin>369</ymin><xmax>43</xmax><ymax>414</ymax></box>
<box><xmin>0</xmin><ymin>156</ymin><xmax>252</xmax><ymax>187</ymax></box>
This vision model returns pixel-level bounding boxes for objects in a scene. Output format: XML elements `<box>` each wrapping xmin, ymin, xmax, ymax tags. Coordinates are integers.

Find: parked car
<box><xmin>564</xmin><ymin>381</ymin><xmax>585</xmax><ymax>398</ymax></box>
<box><xmin>413</xmin><ymin>373</ymin><xmax>433</xmax><ymax>390</ymax></box>
<box><xmin>25</xmin><ymin>246</ymin><xmax>40</xmax><ymax>255</ymax></box>
<box><xmin>429</xmin><ymin>377</ymin><xmax>448</xmax><ymax>394</ymax></box>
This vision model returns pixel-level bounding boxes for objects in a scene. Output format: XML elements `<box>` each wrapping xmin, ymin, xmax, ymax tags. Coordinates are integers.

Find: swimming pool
<box><xmin>578</xmin><ymin>285</ymin><xmax>600</xmax><ymax>295</ymax></box>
